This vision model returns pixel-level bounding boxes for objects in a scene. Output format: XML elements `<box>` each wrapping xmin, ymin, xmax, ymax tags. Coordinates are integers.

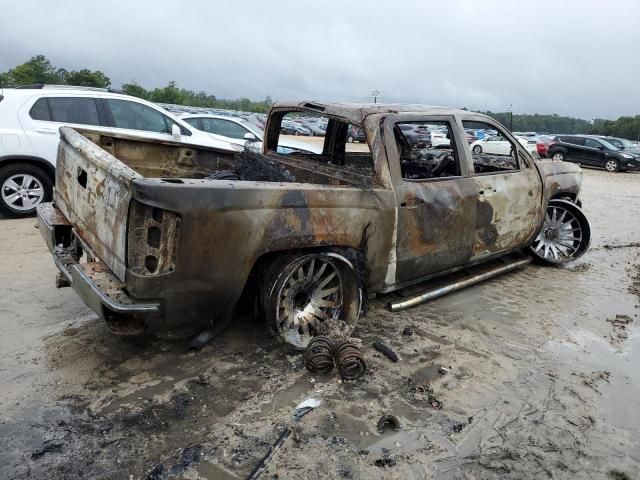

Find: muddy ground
<box><xmin>1</xmin><ymin>168</ymin><xmax>639</xmax><ymax>480</ymax></box>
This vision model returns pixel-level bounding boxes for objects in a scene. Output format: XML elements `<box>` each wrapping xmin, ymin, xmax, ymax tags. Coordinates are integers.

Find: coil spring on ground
<box><xmin>334</xmin><ymin>340</ymin><xmax>366</xmax><ymax>380</ymax></box>
<box><xmin>304</xmin><ymin>336</ymin><xmax>335</xmax><ymax>374</ymax></box>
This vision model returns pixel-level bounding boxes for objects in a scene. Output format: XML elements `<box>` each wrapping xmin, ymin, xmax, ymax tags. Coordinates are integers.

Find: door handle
<box><xmin>36</xmin><ymin>128</ymin><xmax>57</xmax><ymax>135</ymax></box>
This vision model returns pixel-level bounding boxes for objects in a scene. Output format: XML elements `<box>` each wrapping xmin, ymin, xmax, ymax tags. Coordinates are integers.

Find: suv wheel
<box><xmin>604</xmin><ymin>159</ymin><xmax>619</xmax><ymax>172</ymax></box>
<box><xmin>261</xmin><ymin>252</ymin><xmax>363</xmax><ymax>350</ymax></box>
<box><xmin>551</xmin><ymin>152</ymin><xmax>565</xmax><ymax>162</ymax></box>
<box><xmin>0</xmin><ymin>163</ymin><xmax>52</xmax><ymax>217</ymax></box>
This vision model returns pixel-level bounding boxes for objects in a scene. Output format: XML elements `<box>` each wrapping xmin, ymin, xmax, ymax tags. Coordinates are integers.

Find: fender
<box><xmin>0</xmin><ymin>155</ymin><xmax>56</xmax><ymax>180</ymax></box>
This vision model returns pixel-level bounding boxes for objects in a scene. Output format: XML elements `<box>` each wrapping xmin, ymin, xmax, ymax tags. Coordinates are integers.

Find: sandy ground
<box><xmin>1</xmin><ymin>168</ymin><xmax>639</xmax><ymax>480</ymax></box>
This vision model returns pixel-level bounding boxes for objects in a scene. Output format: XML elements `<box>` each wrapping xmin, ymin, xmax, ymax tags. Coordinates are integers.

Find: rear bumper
<box><xmin>37</xmin><ymin>203</ymin><xmax>161</xmax><ymax>335</ymax></box>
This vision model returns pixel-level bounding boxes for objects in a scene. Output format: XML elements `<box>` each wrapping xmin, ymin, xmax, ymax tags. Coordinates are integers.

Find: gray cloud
<box><xmin>1</xmin><ymin>0</ymin><xmax>639</xmax><ymax>119</ymax></box>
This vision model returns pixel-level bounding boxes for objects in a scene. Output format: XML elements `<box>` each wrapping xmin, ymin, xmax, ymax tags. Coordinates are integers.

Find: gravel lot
<box><xmin>1</xmin><ymin>168</ymin><xmax>639</xmax><ymax>479</ymax></box>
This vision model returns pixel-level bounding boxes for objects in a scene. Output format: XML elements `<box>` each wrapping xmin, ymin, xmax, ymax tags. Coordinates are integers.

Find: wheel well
<box><xmin>0</xmin><ymin>156</ymin><xmax>55</xmax><ymax>181</ymax></box>
<box><xmin>240</xmin><ymin>245</ymin><xmax>370</xmax><ymax>313</ymax></box>
<box><xmin>550</xmin><ymin>192</ymin><xmax>576</xmax><ymax>202</ymax></box>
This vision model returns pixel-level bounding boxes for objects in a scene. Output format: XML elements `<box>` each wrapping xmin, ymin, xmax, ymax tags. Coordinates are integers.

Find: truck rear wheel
<box><xmin>529</xmin><ymin>199</ymin><xmax>590</xmax><ymax>264</ymax></box>
<box><xmin>0</xmin><ymin>163</ymin><xmax>52</xmax><ymax>217</ymax></box>
<box><xmin>262</xmin><ymin>252</ymin><xmax>363</xmax><ymax>350</ymax></box>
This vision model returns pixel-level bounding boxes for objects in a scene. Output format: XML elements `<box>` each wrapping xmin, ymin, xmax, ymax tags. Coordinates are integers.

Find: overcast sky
<box><xmin>1</xmin><ymin>0</ymin><xmax>639</xmax><ymax>119</ymax></box>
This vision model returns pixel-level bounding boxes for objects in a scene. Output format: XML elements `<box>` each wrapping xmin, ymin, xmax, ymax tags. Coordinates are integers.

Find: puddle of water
<box><xmin>238</xmin><ymin>375</ymin><xmax>315</xmax><ymax>423</ymax></box>
<box><xmin>548</xmin><ymin>329</ymin><xmax>640</xmax><ymax>431</ymax></box>
<box><xmin>331</xmin><ymin>412</ymin><xmax>429</xmax><ymax>454</ymax></box>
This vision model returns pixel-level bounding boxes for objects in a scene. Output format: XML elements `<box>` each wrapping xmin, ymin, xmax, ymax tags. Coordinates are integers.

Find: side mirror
<box><xmin>597</xmin><ymin>145</ymin><xmax>605</xmax><ymax>150</ymax></box>
<box><xmin>243</xmin><ymin>132</ymin><xmax>258</xmax><ymax>142</ymax></box>
<box><xmin>171</xmin><ymin>124</ymin><xmax>181</xmax><ymax>141</ymax></box>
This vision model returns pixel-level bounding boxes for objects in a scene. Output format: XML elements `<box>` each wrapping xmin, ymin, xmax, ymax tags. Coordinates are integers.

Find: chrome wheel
<box><xmin>266</xmin><ymin>253</ymin><xmax>362</xmax><ymax>349</ymax></box>
<box><xmin>552</xmin><ymin>152</ymin><xmax>565</xmax><ymax>161</ymax></box>
<box><xmin>275</xmin><ymin>256</ymin><xmax>344</xmax><ymax>348</ymax></box>
<box><xmin>1</xmin><ymin>174</ymin><xmax>45</xmax><ymax>211</ymax></box>
<box><xmin>530</xmin><ymin>200</ymin><xmax>590</xmax><ymax>264</ymax></box>
<box><xmin>472</xmin><ymin>145</ymin><xmax>482</xmax><ymax>154</ymax></box>
<box><xmin>605</xmin><ymin>159</ymin><xmax>619</xmax><ymax>172</ymax></box>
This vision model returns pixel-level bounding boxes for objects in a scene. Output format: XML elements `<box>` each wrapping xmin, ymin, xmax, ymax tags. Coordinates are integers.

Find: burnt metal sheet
<box><xmin>54</xmin><ymin>127</ymin><xmax>140</xmax><ymax>281</ymax></box>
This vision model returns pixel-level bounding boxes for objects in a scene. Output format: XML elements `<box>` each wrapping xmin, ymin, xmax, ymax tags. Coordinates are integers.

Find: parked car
<box><xmin>0</xmin><ymin>85</ymin><xmax>241</xmax><ymax>216</ymax></box>
<box><xmin>347</xmin><ymin>125</ymin><xmax>367</xmax><ymax>143</ymax></box>
<box><xmin>547</xmin><ymin>135</ymin><xmax>640</xmax><ymax>172</ymax></box>
<box><xmin>470</xmin><ymin>134</ymin><xmax>527</xmax><ymax>156</ymax></box>
<box><xmin>534</xmin><ymin>135</ymin><xmax>555</xmax><ymax>158</ymax></box>
<box><xmin>181</xmin><ymin>114</ymin><xmax>321</xmax><ymax>154</ymax></box>
<box><xmin>598</xmin><ymin>136</ymin><xmax>640</xmax><ymax>155</ymax></box>
<box><xmin>37</xmin><ymin>102</ymin><xmax>589</xmax><ymax>350</ymax></box>
<box><xmin>430</xmin><ymin>129</ymin><xmax>450</xmax><ymax>147</ymax></box>
<box><xmin>281</xmin><ymin>122</ymin><xmax>312</xmax><ymax>136</ymax></box>
<box><xmin>304</xmin><ymin>122</ymin><xmax>327</xmax><ymax>136</ymax></box>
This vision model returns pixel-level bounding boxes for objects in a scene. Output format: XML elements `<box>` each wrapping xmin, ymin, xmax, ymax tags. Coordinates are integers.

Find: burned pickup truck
<box><xmin>37</xmin><ymin>102</ymin><xmax>590</xmax><ymax>348</ymax></box>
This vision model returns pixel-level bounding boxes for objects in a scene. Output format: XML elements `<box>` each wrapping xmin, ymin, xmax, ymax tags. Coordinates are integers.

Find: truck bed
<box><xmin>53</xmin><ymin>128</ymin><xmax>387</xmax><ymax>284</ymax></box>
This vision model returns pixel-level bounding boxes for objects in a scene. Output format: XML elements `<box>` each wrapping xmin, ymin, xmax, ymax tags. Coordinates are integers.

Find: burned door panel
<box><xmin>470</xmin><ymin>170</ymin><xmax>543</xmax><ymax>258</ymax></box>
<box><xmin>396</xmin><ymin>179</ymin><xmax>478</xmax><ymax>283</ymax></box>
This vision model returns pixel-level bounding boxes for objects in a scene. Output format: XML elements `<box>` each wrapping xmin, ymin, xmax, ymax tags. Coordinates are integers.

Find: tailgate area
<box><xmin>53</xmin><ymin>127</ymin><xmax>141</xmax><ymax>281</ymax></box>
<box><xmin>37</xmin><ymin>202</ymin><xmax>160</xmax><ymax>335</ymax></box>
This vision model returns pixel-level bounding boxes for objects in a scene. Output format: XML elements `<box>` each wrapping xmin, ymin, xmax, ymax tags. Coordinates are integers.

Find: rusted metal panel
<box><xmin>55</xmin><ymin>127</ymin><xmax>140</xmax><ymax>281</ymax></box>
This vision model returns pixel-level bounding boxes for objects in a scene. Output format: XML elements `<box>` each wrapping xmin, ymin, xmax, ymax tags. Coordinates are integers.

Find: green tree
<box><xmin>0</xmin><ymin>72</ymin><xmax>11</xmax><ymax>87</ymax></box>
<box><xmin>65</xmin><ymin>69</ymin><xmax>111</xmax><ymax>88</ymax></box>
<box><xmin>149</xmin><ymin>81</ymin><xmax>185</xmax><ymax>104</ymax></box>
<box><xmin>121</xmin><ymin>81</ymin><xmax>149</xmax><ymax>99</ymax></box>
<box><xmin>5</xmin><ymin>54</ymin><xmax>63</xmax><ymax>85</ymax></box>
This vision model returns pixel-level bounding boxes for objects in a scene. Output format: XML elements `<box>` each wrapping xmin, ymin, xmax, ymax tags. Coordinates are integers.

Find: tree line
<box><xmin>0</xmin><ymin>55</ymin><xmax>273</xmax><ymax>113</ymax></box>
<box><xmin>1</xmin><ymin>55</ymin><xmax>639</xmax><ymax>139</ymax></box>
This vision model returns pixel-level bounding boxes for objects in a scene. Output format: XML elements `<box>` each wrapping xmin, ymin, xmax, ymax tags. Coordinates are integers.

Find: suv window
<box><xmin>463</xmin><ymin>121</ymin><xmax>520</xmax><ymax>173</ymax></box>
<box><xmin>584</xmin><ymin>138</ymin><xmax>602</xmax><ymax>149</ymax></box>
<box><xmin>560</xmin><ymin>136</ymin><xmax>585</xmax><ymax>146</ymax></box>
<box><xmin>106</xmin><ymin>99</ymin><xmax>171</xmax><ymax>133</ymax></box>
<box><xmin>183</xmin><ymin>117</ymin><xmax>203</xmax><ymax>131</ymax></box>
<box><xmin>29</xmin><ymin>97</ymin><xmax>101</xmax><ymax>126</ymax></box>
<box><xmin>202</xmin><ymin>118</ymin><xmax>248</xmax><ymax>139</ymax></box>
<box><xmin>29</xmin><ymin>98</ymin><xmax>51</xmax><ymax>121</ymax></box>
<box><xmin>395</xmin><ymin>121</ymin><xmax>460</xmax><ymax>180</ymax></box>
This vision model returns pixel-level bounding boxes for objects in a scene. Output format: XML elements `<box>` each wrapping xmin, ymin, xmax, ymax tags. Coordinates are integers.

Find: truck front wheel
<box><xmin>0</xmin><ymin>163</ymin><xmax>52</xmax><ymax>217</ymax></box>
<box><xmin>261</xmin><ymin>252</ymin><xmax>363</xmax><ymax>350</ymax></box>
<box><xmin>529</xmin><ymin>199</ymin><xmax>590</xmax><ymax>264</ymax></box>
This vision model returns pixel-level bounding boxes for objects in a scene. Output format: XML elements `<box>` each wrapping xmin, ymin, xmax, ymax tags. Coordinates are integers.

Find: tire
<box><xmin>551</xmin><ymin>152</ymin><xmax>565</xmax><ymax>162</ymax></box>
<box><xmin>0</xmin><ymin>163</ymin><xmax>52</xmax><ymax>217</ymax></box>
<box><xmin>604</xmin><ymin>159</ymin><xmax>619</xmax><ymax>172</ymax></box>
<box><xmin>529</xmin><ymin>199</ymin><xmax>591</xmax><ymax>264</ymax></box>
<box><xmin>261</xmin><ymin>252</ymin><xmax>363</xmax><ymax>350</ymax></box>
<box><xmin>347</xmin><ymin>136</ymin><xmax>354</xmax><ymax>143</ymax></box>
<box><xmin>472</xmin><ymin>145</ymin><xmax>482</xmax><ymax>154</ymax></box>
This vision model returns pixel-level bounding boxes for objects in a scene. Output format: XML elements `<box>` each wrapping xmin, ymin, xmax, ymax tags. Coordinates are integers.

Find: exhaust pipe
<box><xmin>387</xmin><ymin>257</ymin><xmax>532</xmax><ymax>312</ymax></box>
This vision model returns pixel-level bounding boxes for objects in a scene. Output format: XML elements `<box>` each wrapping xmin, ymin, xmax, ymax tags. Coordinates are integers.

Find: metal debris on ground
<box><xmin>376</xmin><ymin>414</ymin><xmax>401</xmax><ymax>433</ymax></box>
<box><xmin>246</xmin><ymin>427</ymin><xmax>291</xmax><ymax>480</ymax></box>
<box><xmin>334</xmin><ymin>340</ymin><xmax>367</xmax><ymax>380</ymax></box>
<box><xmin>373</xmin><ymin>341</ymin><xmax>398</xmax><ymax>362</ymax></box>
<box><xmin>292</xmin><ymin>398</ymin><xmax>322</xmax><ymax>421</ymax></box>
<box><xmin>452</xmin><ymin>422</ymin><xmax>466</xmax><ymax>433</ymax></box>
<box><xmin>374</xmin><ymin>457</ymin><xmax>397</xmax><ymax>468</ymax></box>
<box><xmin>304</xmin><ymin>336</ymin><xmax>335</xmax><ymax>374</ymax></box>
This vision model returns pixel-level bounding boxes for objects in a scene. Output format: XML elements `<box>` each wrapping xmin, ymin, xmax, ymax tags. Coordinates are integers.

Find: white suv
<box><xmin>0</xmin><ymin>85</ymin><xmax>241</xmax><ymax>216</ymax></box>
